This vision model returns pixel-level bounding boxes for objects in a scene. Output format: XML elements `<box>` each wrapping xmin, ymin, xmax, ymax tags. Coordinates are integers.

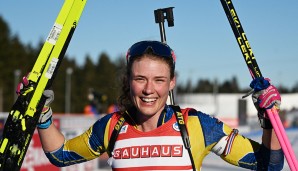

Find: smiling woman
<box><xmin>119</xmin><ymin>41</ymin><xmax>176</xmax><ymax>114</ymax></box>
<box><xmin>2</xmin><ymin>1</ymin><xmax>296</xmax><ymax>170</ymax></box>
<box><xmin>29</xmin><ymin>40</ymin><xmax>285</xmax><ymax>170</ymax></box>
<box><xmin>129</xmin><ymin>56</ymin><xmax>175</xmax><ymax>130</ymax></box>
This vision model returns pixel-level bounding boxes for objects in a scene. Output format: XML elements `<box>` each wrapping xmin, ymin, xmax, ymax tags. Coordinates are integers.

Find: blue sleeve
<box><xmin>45</xmin><ymin>114</ymin><xmax>113</xmax><ymax>167</ymax></box>
<box><xmin>189</xmin><ymin>110</ymin><xmax>284</xmax><ymax>170</ymax></box>
<box><xmin>257</xmin><ymin>144</ymin><xmax>284</xmax><ymax>170</ymax></box>
<box><xmin>189</xmin><ymin>110</ymin><xmax>227</xmax><ymax>146</ymax></box>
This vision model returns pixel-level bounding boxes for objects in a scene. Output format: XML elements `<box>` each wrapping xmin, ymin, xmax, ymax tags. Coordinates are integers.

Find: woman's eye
<box><xmin>156</xmin><ymin>79</ymin><xmax>165</xmax><ymax>83</ymax></box>
<box><xmin>135</xmin><ymin>77</ymin><xmax>145</xmax><ymax>81</ymax></box>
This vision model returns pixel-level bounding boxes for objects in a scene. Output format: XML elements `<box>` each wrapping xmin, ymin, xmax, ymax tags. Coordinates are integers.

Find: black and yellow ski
<box><xmin>0</xmin><ymin>0</ymin><xmax>87</xmax><ymax>170</ymax></box>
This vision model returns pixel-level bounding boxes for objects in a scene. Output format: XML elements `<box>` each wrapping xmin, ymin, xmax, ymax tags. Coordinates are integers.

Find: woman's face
<box><xmin>129</xmin><ymin>55</ymin><xmax>175</xmax><ymax>119</ymax></box>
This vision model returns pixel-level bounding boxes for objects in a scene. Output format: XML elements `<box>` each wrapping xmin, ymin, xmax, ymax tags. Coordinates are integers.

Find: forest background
<box><xmin>1</xmin><ymin>16</ymin><xmax>298</xmax><ymax>113</ymax></box>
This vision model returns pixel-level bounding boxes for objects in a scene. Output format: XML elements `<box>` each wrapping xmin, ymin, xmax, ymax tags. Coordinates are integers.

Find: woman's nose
<box><xmin>143</xmin><ymin>81</ymin><xmax>154</xmax><ymax>94</ymax></box>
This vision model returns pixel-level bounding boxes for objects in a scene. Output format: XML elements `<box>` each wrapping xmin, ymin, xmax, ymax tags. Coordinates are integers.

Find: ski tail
<box><xmin>0</xmin><ymin>0</ymin><xmax>87</xmax><ymax>170</ymax></box>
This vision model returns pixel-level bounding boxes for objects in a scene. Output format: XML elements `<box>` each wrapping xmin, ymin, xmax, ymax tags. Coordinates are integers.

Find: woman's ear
<box><xmin>170</xmin><ymin>76</ymin><xmax>176</xmax><ymax>91</ymax></box>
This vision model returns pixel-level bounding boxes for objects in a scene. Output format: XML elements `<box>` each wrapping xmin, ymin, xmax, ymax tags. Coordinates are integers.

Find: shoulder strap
<box><xmin>171</xmin><ymin>105</ymin><xmax>196</xmax><ymax>171</ymax></box>
<box><xmin>107</xmin><ymin>113</ymin><xmax>126</xmax><ymax>157</ymax></box>
<box><xmin>171</xmin><ymin>105</ymin><xmax>191</xmax><ymax>148</ymax></box>
<box><xmin>107</xmin><ymin>106</ymin><xmax>196</xmax><ymax>171</ymax></box>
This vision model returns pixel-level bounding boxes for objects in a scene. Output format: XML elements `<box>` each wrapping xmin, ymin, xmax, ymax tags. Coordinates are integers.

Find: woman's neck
<box><xmin>137</xmin><ymin>111</ymin><xmax>162</xmax><ymax>132</ymax></box>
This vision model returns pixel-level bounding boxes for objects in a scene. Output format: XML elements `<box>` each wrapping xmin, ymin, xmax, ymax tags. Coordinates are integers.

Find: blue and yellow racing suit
<box><xmin>45</xmin><ymin>105</ymin><xmax>284</xmax><ymax>170</ymax></box>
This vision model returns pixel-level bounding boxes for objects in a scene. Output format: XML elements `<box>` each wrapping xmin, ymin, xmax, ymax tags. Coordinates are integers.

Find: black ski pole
<box><xmin>154</xmin><ymin>7</ymin><xmax>175</xmax><ymax>105</ymax></box>
<box><xmin>220</xmin><ymin>0</ymin><xmax>261</xmax><ymax>79</ymax></box>
<box><xmin>220</xmin><ymin>0</ymin><xmax>298</xmax><ymax>170</ymax></box>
